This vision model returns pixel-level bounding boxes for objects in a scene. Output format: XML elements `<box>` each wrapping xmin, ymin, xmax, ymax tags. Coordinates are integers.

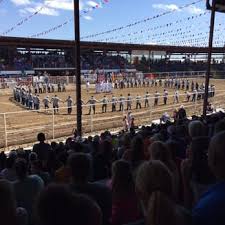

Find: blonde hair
<box><xmin>135</xmin><ymin>160</ymin><xmax>173</xmax><ymax>204</ymax></box>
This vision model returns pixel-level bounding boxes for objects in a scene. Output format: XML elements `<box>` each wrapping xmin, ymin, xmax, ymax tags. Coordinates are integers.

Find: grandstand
<box><xmin>1</xmin><ymin>1</ymin><xmax>225</xmax><ymax>225</ymax></box>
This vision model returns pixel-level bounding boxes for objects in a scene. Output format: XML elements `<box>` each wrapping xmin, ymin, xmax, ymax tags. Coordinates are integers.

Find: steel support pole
<box><xmin>203</xmin><ymin>0</ymin><xmax>216</xmax><ymax>117</ymax></box>
<box><xmin>74</xmin><ymin>0</ymin><xmax>82</xmax><ymax>136</ymax></box>
<box><xmin>3</xmin><ymin>113</ymin><xmax>8</xmax><ymax>149</ymax></box>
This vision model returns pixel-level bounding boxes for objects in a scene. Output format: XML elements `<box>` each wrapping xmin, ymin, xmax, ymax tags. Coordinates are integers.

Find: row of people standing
<box><xmin>33</xmin><ymin>82</ymin><xmax>66</xmax><ymax>94</ymax></box>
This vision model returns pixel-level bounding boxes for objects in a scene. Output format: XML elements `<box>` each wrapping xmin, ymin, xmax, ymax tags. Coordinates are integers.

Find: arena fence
<box><xmin>0</xmin><ymin>90</ymin><xmax>225</xmax><ymax>150</ymax></box>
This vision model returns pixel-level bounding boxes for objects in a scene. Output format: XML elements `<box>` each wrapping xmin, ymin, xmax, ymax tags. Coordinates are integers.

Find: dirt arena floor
<box><xmin>0</xmin><ymin>78</ymin><xmax>225</xmax><ymax>150</ymax></box>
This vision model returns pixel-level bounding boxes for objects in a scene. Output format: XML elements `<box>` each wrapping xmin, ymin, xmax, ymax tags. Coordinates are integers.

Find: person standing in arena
<box><xmin>136</xmin><ymin>94</ymin><xmax>142</xmax><ymax>109</ymax></box>
<box><xmin>28</xmin><ymin>93</ymin><xmax>34</xmax><ymax>110</ymax></box>
<box><xmin>101</xmin><ymin>96</ymin><xmax>108</xmax><ymax>113</ymax></box>
<box><xmin>111</xmin><ymin>95</ymin><xmax>117</xmax><ymax>112</ymax></box>
<box><xmin>119</xmin><ymin>94</ymin><xmax>125</xmax><ymax>112</ymax></box>
<box><xmin>144</xmin><ymin>91</ymin><xmax>150</xmax><ymax>108</ymax></box>
<box><xmin>33</xmin><ymin>95</ymin><xmax>40</xmax><ymax>110</ymax></box>
<box><xmin>163</xmin><ymin>89</ymin><xmax>168</xmax><ymax>105</ymax></box>
<box><xmin>38</xmin><ymin>83</ymin><xmax>43</xmax><ymax>94</ymax></box>
<box><xmin>51</xmin><ymin>95</ymin><xmax>62</xmax><ymax>114</ymax></box>
<box><xmin>192</xmin><ymin>89</ymin><xmax>197</xmax><ymax>102</ymax></box>
<box><xmin>65</xmin><ymin>96</ymin><xmax>73</xmax><ymax>115</ymax></box>
<box><xmin>43</xmin><ymin>96</ymin><xmax>50</xmax><ymax>111</ymax></box>
<box><xmin>154</xmin><ymin>91</ymin><xmax>160</xmax><ymax>106</ymax></box>
<box><xmin>186</xmin><ymin>91</ymin><xmax>191</xmax><ymax>102</ymax></box>
<box><xmin>86</xmin><ymin>80</ymin><xmax>90</xmax><ymax>93</ymax></box>
<box><xmin>127</xmin><ymin>93</ymin><xmax>132</xmax><ymax>110</ymax></box>
<box><xmin>87</xmin><ymin>96</ymin><xmax>98</xmax><ymax>115</ymax></box>
<box><xmin>62</xmin><ymin>83</ymin><xmax>66</xmax><ymax>92</ymax></box>
<box><xmin>174</xmin><ymin>90</ymin><xmax>179</xmax><ymax>104</ymax></box>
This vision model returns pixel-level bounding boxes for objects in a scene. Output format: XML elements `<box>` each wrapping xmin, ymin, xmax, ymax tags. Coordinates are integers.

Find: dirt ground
<box><xmin>0</xmin><ymin>78</ymin><xmax>225</xmax><ymax>150</ymax></box>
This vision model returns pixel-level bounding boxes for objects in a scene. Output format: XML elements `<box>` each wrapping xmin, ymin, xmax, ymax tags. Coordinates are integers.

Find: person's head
<box><xmin>37</xmin><ymin>133</ymin><xmax>46</xmax><ymax>143</ymax></box>
<box><xmin>29</xmin><ymin>152</ymin><xmax>38</xmax><ymax>163</ymax></box>
<box><xmin>146</xmin><ymin>92</ymin><xmax>149</xmax><ymax>94</ymax></box>
<box><xmin>55</xmin><ymin>95</ymin><xmax>57</xmax><ymax>97</ymax></box>
<box><xmin>68</xmin><ymin>153</ymin><xmax>91</xmax><ymax>183</ymax></box>
<box><xmin>0</xmin><ymin>180</ymin><xmax>17</xmax><ymax>225</ymax></box>
<box><xmin>135</xmin><ymin>160</ymin><xmax>173</xmax><ymax>211</ymax></box>
<box><xmin>149</xmin><ymin>141</ymin><xmax>175</xmax><ymax>172</ymax></box>
<box><xmin>35</xmin><ymin>184</ymin><xmax>102</xmax><ymax>225</ymax></box>
<box><xmin>31</xmin><ymin>160</ymin><xmax>43</xmax><ymax>174</ymax></box>
<box><xmin>131</xmin><ymin>135</ymin><xmax>145</xmax><ymax>163</ymax></box>
<box><xmin>15</xmin><ymin>158</ymin><xmax>28</xmax><ymax>180</ymax></box>
<box><xmin>128</xmin><ymin>93</ymin><xmax>130</xmax><ymax>96</ymax></box>
<box><xmin>112</xmin><ymin>160</ymin><xmax>134</xmax><ymax>198</ymax></box>
<box><xmin>188</xmin><ymin>121</ymin><xmax>205</xmax><ymax>138</ymax></box>
<box><xmin>208</xmin><ymin>131</ymin><xmax>225</xmax><ymax>180</ymax></box>
<box><xmin>5</xmin><ymin>152</ymin><xmax>17</xmax><ymax>169</ymax></box>
<box><xmin>214</xmin><ymin>119</ymin><xmax>225</xmax><ymax>134</ymax></box>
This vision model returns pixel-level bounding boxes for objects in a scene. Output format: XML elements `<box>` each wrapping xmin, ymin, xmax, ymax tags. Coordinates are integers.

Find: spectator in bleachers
<box><xmin>193</xmin><ymin>131</ymin><xmax>225</xmax><ymax>225</ymax></box>
<box><xmin>35</xmin><ymin>184</ymin><xmax>102</xmax><ymax>225</ymax></box>
<box><xmin>33</xmin><ymin>133</ymin><xmax>51</xmax><ymax>166</ymax></box>
<box><xmin>13</xmin><ymin>158</ymin><xmax>44</xmax><ymax>222</ymax></box>
<box><xmin>68</xmin><ymin>153</ymin><xmax>112</xmax><ymax>225</ymax></box>
<box><xmin>149</xmin><ymin>141</ymin><xmax>180</xmax><ymax>201</ymax></box>
<box><xmin>54</xmin><ymin>151</ymin><xmax>70</xmax><ymax>184</ymax></box>
<box><xmin>109</xmin><ymin>160</ymin><xmax>141</xmax><ymax>225</ymax></box>
<box><xmin>0</xmin><ymin>179</ymin><xmax>18</xmax><ymax>225</ymax></box>
<box><xmin>0</xmin><ymin>151</ymin><xmax>17</xmax><ymax>182</ymax></box>
<box><xmin>182</xmin><ymin>121</ymin><xmax>215</xmax><ymax>208</ymax></box>
<box><xmin>135</xmin><ymin>160</ymin><xmax>191</xmax><ymax>225</ymax></box>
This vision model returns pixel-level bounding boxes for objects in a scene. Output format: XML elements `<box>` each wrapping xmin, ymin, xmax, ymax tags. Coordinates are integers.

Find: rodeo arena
<box><xmin>1</xmin><ymin>1</ymin><xmax>225</xmax><ymax>225</ymax></box>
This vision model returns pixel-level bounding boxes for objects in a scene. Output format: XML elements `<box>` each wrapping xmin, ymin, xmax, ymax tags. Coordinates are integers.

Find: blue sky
<box><xmin>0</xmin><ymin>0</ymin><xmax>224</xmax><ymax>46</ymax></box>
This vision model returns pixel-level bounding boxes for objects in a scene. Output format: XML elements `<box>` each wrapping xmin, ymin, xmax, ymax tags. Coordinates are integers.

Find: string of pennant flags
<box><xmin>81</xmin><ymin>0</ymin><xmax>204</xmax><ymax>40</ymax></box>
<box><xmin>29</xmin><ymin>0</ymin><xmax>110</xmax><ymax>38</ymax></box>
<box><xmin>94</xmin><ymin>12</ymin><xmax>209</xmax><ymax>43</ymax></box>
<box><xmin>1</xmin><ymin>4</ymin><xmax>47</xmax><ymax>36</ymax></box>
<box><xmin>0</xmin><ymin>0</ymin><xmax>110</xmax><ymax>37</ymax></box>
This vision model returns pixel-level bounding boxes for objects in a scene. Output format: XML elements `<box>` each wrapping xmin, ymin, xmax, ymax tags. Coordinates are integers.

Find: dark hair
<box><xmin>37</xmin><ymin>133</ymin><xmax>46</xmax><ymax>142</ymax></box>
<box><xmin>112</xmin><ymin>160</ymin><xmax>135</xmax><ymax>199</ymax></box>
<box><xmin>0</xmin><ymin>180</ymin><xmax>17</xmax><ymax>225</ymax></box>
<box><xmin>36</xmin><ymin>184</ymin><xmax>101</xmax><ymax>225</ymax></box>
<box><xmin>68</xmin><ymin>153</ymin><xmax>91</xmax><ymax>183</ymax></box>
<box><xmin>131</xmin><ymin>135</ymin><xmax>145</xmax><ymax>163</ymax></box>
<box><xmin>15</xmin><ymin>158</ymin><xmax>28</xmax><ymax>180</ymax></box>
<box><xmin>191</xmin><ymin>138</ymin><xmax>215</xmax><ymax>184</ymax></box>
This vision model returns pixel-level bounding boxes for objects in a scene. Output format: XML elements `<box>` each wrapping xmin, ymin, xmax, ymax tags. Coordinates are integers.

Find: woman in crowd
<box><xmin>135</xmin><ymin>160</ymin><xmax>191</xmax><ymax>225</ymax></box>
<box><xmin>181</xmin><ymin>121</ymin><xmax>215</xmax><ymax>208</ymax></box>
<box><xmin>109</xmin><ymin>160</ymin><xmax>141</xmax><ymax>225</ymax></box>
<box><xmin>148</xmin><ymin>141</ymin><xmax>180</xmax><ymax>201</ymax></box>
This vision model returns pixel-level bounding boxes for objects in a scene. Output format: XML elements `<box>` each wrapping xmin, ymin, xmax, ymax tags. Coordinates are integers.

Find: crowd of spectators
<box><xmin>1</xmin><ymin>109</ymin><xmax>225</xmax><ymax>225</ymax></box>
<box><xmin>1</xmin><ymin>50</ymin><xmax>225</xmax><ymax>73</ymax></box>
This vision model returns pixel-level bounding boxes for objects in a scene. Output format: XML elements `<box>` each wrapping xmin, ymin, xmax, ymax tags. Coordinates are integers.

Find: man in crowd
<box><xmin>119</xmin><ymin>94</ymin><xmax>125</xmax><ymax>112</ymax></box>
<box><xmin>68</xmin><ymin>153</ymin><xmax>111</xmax><ymax>225</ymax></box>
<box><xmin>51</xmin><ymin>95</ymin><xmax>62</xmax><ymax>114</ymax></box>
<box><xmin>65</xmin><ymin>96</ymin><xmax>73</xmax><ymax>115</ymax></box>
<box><xmin>163</xmin><ymin>89</ymin><xmax>168</xmax><ymax>105</ymax></box>
<box><xmin>154</xmin><ymin>91</ymin><xmax>160</xmax><ymax>106</ymax></box>
<box><xmin>101</xmin><ymin>96</ymin><xmax>108</xmax><ymax>113</ymax></box>
<box><xmin>193</xmin><ymin>131</ymin><xmax>225</xmax><ymax>225</ymax></box>
<box><xmin>144</xmin><ymin>92</ymin><xmax>150</xmax><ymax>108</ymax></box>
<box><xmin>136</xmin><ymin>94</ymin><xmax>142</xmax><ymax>109</ymax></box>
<box><xmin>127</xmin><ymin>93</ymin><xmax>132</xmax><ymax>110</ymax></box>
<box><xmin>87</xmin><ymin>96</ymin><xmax>98</xmax><ymax>115</ymax></box>
<box><xmin>111</xmin><ymin>95</ymin><xmax>117</xmax><ymax>112</ymax></box>
<box><xmin>43</xmin><ymin>96</ymin><xmax>50</xmax><ymax>111</ymax></box>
